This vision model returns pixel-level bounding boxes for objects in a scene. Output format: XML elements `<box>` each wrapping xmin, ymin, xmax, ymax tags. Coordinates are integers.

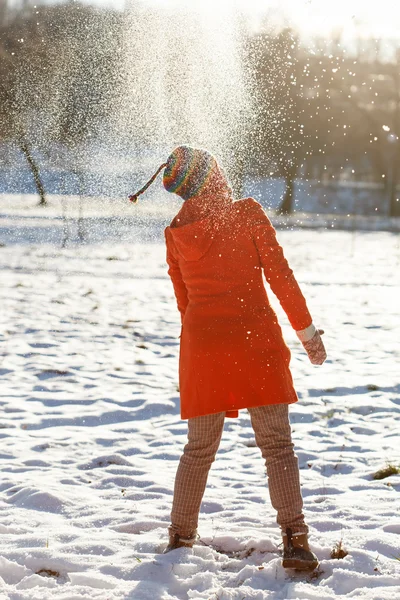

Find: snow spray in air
<box><xmin>114</xmin><ymin>0</ymin><xmax>252</xmax><ymax>194</ymax></box>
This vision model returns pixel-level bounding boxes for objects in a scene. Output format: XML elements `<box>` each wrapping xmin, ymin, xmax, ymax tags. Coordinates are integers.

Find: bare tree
<box><xmin>17</xmin><ymin>137</ymin><xmax>46</xmax><ymax>205</ymax></box>
<box><xmin>0</xmin><ymin>5</ymin><xmax>48</xmax><ymax>205</ymax></box>
<box><xmin>0</xmin><ymin>0</ymin><xmax>8</xmax><ymax>27</ymax></box>
<box><xmin>248</xmin><ymin>28</ymin><xmax>316</xmax><ymax>214</ymax></box>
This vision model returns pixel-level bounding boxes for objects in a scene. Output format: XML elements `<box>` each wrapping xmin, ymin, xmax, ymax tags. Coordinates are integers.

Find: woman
<box><xmin>129</xmin><ymin>146</ymin><xmax>326</xmax><ymax>570</ymax></box>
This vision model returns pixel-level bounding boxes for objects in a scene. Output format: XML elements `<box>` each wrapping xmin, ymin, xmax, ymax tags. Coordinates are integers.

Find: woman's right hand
<box><xmin>302</xmin><ymin>329</ymin><xmax>327</xmax><ymax>365</ymax></box>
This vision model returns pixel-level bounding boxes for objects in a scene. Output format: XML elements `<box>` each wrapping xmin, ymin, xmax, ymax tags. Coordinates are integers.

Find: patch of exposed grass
<box><xmin>322</xmin><ymin>409</ymin><xmax>335</xmax><ymax>419</ymax></box>
<box><xmin>308</xmin><ymin>567</ymin><xmax>325</xmax><ymax>580</ymax></box>
<box><xmin>331</xmin><ymin>540</ymin><xmax>348</xmax><ymax>560</ymax></box>
<box><xmin>372</xmin><ymin>464</ymin><xmax>400</xmax><ymax>480</ymax></box>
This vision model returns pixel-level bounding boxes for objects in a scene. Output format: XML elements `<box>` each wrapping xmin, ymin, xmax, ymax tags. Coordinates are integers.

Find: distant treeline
<box><xmin>0</xmin><ymin>0</ymin><xmax>399</xmax><ymax>215</ymax></box>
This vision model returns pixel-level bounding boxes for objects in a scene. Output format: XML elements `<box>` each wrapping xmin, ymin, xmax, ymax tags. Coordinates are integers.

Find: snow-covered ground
<box><xmin>0</xmin><ymin>195</ymin><xmax>399</xmax><ymax>599</ymax></box>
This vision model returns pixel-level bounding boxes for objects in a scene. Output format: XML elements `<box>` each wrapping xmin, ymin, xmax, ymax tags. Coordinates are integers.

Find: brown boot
<box><xmin>282</xmin><ymin>528</ymin><xmax>318</xmax><ymax>571</ymax></box>
<box><xmin>163</xmin><ymin>531</ymin><xmax>197</xmax><ymax>553</ymax></box>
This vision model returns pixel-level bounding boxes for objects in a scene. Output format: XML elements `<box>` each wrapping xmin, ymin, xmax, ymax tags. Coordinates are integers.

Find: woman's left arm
<box><xmin>165</xmin><ymin>229</ymin><xmax>189</xmax><ymax>323</ymax></box>
<box><xmin>246</xmin><ymin>200</ymin><xmax>327</xmax><ymax>364</ymax></box>
<box><xmin>248</xmin><ymin>201</ymin><xmax>312</xmax><ymax>331</ymax></box>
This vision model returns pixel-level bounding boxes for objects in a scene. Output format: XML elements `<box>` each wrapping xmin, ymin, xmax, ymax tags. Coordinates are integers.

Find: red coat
<box><xmin>165</xmin><ymin>195</ymin><xmax>312</xmax><ymax>419</ymax></box>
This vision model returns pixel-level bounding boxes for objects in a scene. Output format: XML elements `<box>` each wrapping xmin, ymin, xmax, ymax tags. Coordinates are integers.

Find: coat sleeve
<box><xmin>247</xmin><ymin>200</ymin><xmax>313</xmax><ymax>331</ymax></box>
<box><xmin>165</xmin><ymin>228</ymin><xmax>189</xmax><ymax>322</ymax></box>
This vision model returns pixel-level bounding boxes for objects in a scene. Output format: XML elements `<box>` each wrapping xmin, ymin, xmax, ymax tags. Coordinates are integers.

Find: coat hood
<box><xmin>166</xmin><ymin>194</ymin><xmax>232</xmax><ymax>262</ymax></box>
<box><xmin>167</xmin><ymin>216</ymin><xmax>215</xmax><ymax>262</ymax></box>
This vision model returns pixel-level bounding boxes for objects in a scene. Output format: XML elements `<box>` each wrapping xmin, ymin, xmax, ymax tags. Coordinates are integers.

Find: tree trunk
<box><xmin>76</xmin><ymin>172</ymin><xmax>86</xmax><ymax>243</ymax></box>
<box><xmin>389</xmin><ymin>154</ymin><xmax>400</xmax><ymax>216</ymax></box>
<box><xmin>60</xmin><ymin>173</ymin><xmax>69</xmax><ymax>248</ymax></box>
<box><xmin>18</xmin><ymin>137</ymin><xmax>46</xmax><ymax>206</ymax></box>
<box><xmin>277</xmin><ymin>167</ymin><xmax>296</xmax><ymax>215</ymax></box>
<box><xmin>230</xmin><ymin>152</ymin><xmax>245</xmax><ymax>199</ymax></box>
<box><xmin>389</xmin><ymin>188</ymin><xmax>399</xmax><ymax>216</ymax></box>
<box><xmin>389</xmin><ymin>59</ymin><xmax>400</xmax><ymax>217</ymax></box>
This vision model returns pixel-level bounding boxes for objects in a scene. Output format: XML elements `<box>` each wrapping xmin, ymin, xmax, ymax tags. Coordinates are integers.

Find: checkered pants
<box><xmin>169</xmin><ymin>404</ymin><xmax>307</xmax><ymax>538</ymax></box>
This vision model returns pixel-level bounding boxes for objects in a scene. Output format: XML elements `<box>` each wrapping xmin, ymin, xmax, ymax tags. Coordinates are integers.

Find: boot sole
<box><xmin>163</xmin><ymin>543</ymin><xmax>194</xmax><ymax>553</ymax></box>
<box><xmin>282</xmin><ymin>558</ymin><xmax>319</xmax><ymax>571</ymax></box>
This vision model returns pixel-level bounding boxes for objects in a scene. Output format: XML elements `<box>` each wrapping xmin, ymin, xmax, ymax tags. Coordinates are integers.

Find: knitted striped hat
<box><xmin>129</xmin><ymin>146</ymin><xmax>218</xmax><ymax>203</ymax></box>
<box><xmin>163</xmin><ymin>146</ymin><xmax>217</xmax><ymax>200</ymax></box>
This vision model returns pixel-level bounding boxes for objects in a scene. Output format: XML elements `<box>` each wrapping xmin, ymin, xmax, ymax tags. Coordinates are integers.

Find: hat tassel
<box><xmin>129</xmin><ymin>162</ymin><xmax>168</xmax><ymax>203</ymax></box>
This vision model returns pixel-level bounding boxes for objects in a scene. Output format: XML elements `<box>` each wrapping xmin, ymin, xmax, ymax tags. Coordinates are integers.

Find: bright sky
<box><xmin>72</xmin><ymin>0</ymin><xmax>400</xmax><ymax>40</ymax></box>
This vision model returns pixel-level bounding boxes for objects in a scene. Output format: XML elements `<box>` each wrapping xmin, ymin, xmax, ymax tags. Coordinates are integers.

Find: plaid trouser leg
<box><xmin>169</xmin><ymin>412</ymin><xmax>225</xmax><ymax>538</ymax></box>
<box><xmin>249</xmin><ymin>404</ymin><xmax>308</xmax><ymax>534</ymax></box>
